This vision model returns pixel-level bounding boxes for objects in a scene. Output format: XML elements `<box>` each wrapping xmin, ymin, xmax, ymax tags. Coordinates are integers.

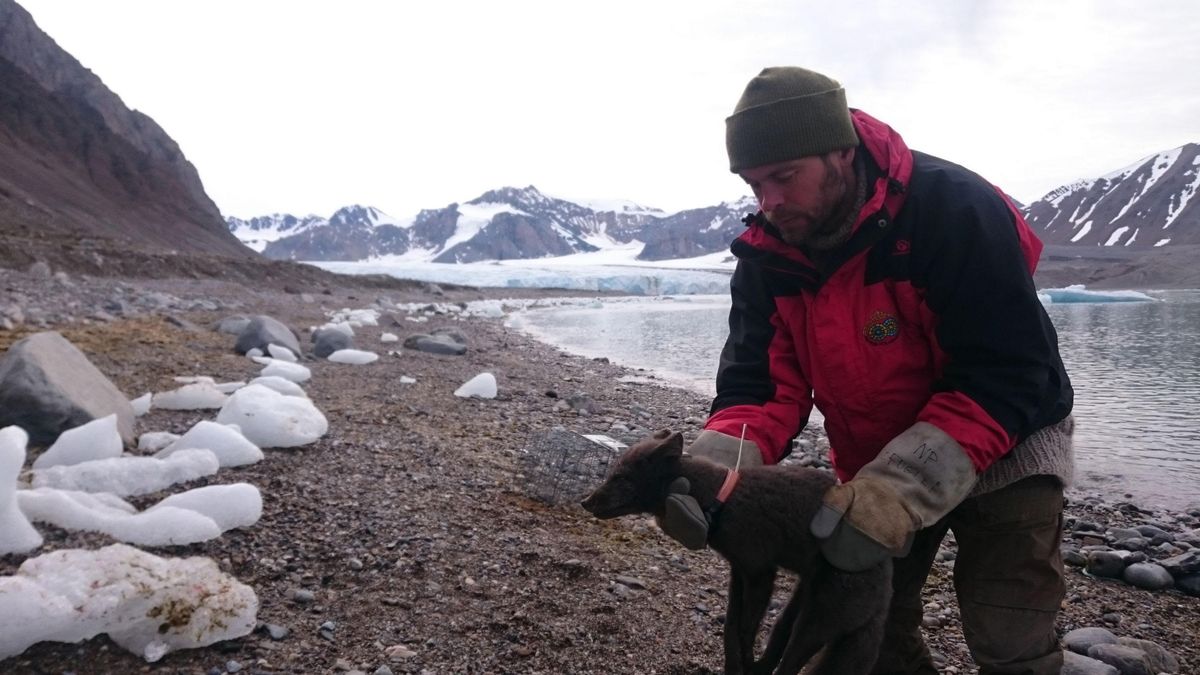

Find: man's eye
<box><xmin>774</xmin><ymin>172</ymin><xmax>796</xmax><ymax>184</ymax></box>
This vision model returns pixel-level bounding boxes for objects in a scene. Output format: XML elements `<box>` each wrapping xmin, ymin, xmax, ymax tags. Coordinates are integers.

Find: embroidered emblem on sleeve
<box><xmin>864</xmin><ymin>310</ymin><xmax>899</xmax><ymax>345</ymax></box>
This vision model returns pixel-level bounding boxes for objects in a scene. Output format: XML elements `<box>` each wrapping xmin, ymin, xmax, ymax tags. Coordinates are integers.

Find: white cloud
<box><xmin>17</xmin><ymin>0</ymin><xmax>1200</xmax><ymax>217</ymax></box>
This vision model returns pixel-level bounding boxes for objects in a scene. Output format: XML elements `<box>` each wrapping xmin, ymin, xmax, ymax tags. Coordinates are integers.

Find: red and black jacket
<box><xmin>705</xmin><ymin>110</ymin><xmax>1073</xmax><ymax>481</ymax></box>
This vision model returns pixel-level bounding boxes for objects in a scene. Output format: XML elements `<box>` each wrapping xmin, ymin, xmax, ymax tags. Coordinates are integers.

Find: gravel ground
<box><xmin>1</xmin><ymin>271</ymin><xmax>1197</xmax><ymax>675</ymax></box>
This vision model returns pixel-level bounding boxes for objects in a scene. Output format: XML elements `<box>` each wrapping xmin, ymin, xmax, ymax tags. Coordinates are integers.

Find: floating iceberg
<box><xmin>1038</xmin><ymin>285</ymin><xmax>1156</xmax><ymax>304</ymax></box>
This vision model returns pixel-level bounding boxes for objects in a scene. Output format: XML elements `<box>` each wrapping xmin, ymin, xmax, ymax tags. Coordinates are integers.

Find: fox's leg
<box><xmin>737</xmin><ymin>568</ymin><xmax>776</xmax><ymax>672</ymax></box>
<box><xmin>753</xmin><ymin>576</ymin><xmax>805</xmax><ymax>674</ymax></box>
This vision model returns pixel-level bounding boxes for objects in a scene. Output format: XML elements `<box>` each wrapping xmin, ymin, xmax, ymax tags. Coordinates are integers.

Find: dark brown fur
<box><xmin>581</xmin><ymin>430</ymin><xmax>891</xmax><ymax>675</ymax></box>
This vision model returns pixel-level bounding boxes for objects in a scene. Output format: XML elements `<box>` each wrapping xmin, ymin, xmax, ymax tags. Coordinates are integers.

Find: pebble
<box><xmin>225</xmin><ymin>660</ymin><xmax>243</xmax><ymax>673</ymax></box>
<box><xmin>264</xmin><ymin>624</ymin><xmax>290</xmax><ymax>640</ymax></box>
<box><xmin>290</xmin><ymin>589</ymin><xmax>316</xmax><ymax>604</ymax></box>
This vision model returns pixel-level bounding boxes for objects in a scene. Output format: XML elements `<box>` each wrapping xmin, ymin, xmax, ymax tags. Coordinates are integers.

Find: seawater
<box><xmin>516</xmin><ymin>290</ymin><xmax>1200</xmax><ymax>511</ymax></box>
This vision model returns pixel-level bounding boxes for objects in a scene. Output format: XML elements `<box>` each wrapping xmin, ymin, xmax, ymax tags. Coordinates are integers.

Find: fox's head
<box><xmin>581</xmin><ymin>429</ymin><xmax>684</xmax><ymax>519</ymax></box>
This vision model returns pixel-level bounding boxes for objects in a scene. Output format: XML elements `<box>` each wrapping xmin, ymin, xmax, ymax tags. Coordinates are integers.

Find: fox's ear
<box><xmin>662</xmin><ymin>431</ymin><xmax>685</xmax><ymax>457</ymax></box>
<box><xmin>652</xmin><ymin>428</ymin><xmax>673</xmax><ymax>440</ymax></box>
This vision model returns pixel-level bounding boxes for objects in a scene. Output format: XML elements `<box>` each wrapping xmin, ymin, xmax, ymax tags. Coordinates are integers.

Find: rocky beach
<box><xmin>1</xmin><ymin>264</ymin><xmax>1198</xmax><ymax>675</ymax></box>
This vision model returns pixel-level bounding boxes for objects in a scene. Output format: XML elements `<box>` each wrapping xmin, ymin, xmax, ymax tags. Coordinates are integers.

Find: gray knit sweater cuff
<box><xmin>970</xmin><ymin>416</ymin><xmax>1075</xmax><ymax>497</ymax></box>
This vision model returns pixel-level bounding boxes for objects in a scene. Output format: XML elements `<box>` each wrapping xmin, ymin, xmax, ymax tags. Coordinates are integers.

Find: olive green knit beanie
<box><xmin>725</xmin><ymin>67</ymin><xmax>860</xmax><ymax>173</ymax></box>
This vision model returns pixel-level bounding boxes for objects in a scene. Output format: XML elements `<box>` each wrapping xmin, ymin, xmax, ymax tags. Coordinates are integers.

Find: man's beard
<box><xmin>768</xmin><ymin>156</ymin><xmax>858</xmax><ymax>251</ymax></box>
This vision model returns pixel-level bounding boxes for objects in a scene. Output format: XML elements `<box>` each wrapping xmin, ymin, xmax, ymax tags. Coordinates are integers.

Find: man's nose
<box><xmin>757</xmin><ymin>185</ymin><xmax>783</xmax><ymax>212</ymax></box>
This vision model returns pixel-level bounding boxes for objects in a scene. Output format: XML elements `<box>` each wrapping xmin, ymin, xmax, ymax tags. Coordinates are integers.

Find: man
<box><xmin>662</xmin><ymin>67</ymin><xmax>1074</xmax><ymax>674</ymax></box>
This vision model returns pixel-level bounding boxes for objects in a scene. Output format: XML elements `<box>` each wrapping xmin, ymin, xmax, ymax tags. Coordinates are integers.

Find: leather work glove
<box><xmin>657</xmin><ymin>430</ymin><xmax>763</xmax><ymax>550</ymax></box>
<box><xmin>810</xmin><ymin>422</ymin><xmax>977</xmax><ymax>572</ymax></box>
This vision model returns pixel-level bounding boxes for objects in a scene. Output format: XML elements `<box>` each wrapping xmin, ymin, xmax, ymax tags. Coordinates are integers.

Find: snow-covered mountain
<box><xmin>229</xmin><ymin>186</ymin><xmax>668</xmax><ymax>263</ymax></box>
<box><xmin>229</xmin><ymin>143</ymin><xmax>1200</xmax><ymax>263</ymax></box>
<box><xmin>1024</xmin><ymin>143</ymin><xmax>1200</xmax><ymax>248</ymax></box>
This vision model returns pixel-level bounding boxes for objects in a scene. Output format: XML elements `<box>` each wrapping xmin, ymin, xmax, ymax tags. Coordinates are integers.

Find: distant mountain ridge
<box><xmin>229</xmin><ymin>187</ymin><xmax>755</xmax><ymax>263</ymax></box>
<box><xmin>233</xmin><ymin>144</ymin><xmax>1199</xmax><ymax>265</ymax></box>
<box><xmin>1024</xmin><ymin>143</ymin><xmax>1200</xmax><ymax>248</ymax></box>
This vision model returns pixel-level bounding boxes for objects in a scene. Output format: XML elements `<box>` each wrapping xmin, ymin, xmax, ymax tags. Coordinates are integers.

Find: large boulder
<box><xmin>312</xmin><ymin>328</ymin><xmax>353</xmax><ymax>358</ymax></box>
<box><xmin>233</xmin><ymin>316</ymin><xmax>300</xmax><ymax>356</ymax></box>
<box><xmin>0</xmin><ymin>332</ymin><xmax>134</xmax><ymax>445</ymax></box>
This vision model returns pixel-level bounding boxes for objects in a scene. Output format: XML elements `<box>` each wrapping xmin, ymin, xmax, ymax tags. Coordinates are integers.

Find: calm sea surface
<box><xmin>516</xmin><ymin>290</ymin><xmax>1200</xmax><ymax>510</ymax></box>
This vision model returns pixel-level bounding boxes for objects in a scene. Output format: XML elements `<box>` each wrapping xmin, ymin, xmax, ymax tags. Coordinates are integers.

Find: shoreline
<box><xmin>1</xmin><ymin>271</ymin><xmax>1196</xmax><ymax>673</ymax></box>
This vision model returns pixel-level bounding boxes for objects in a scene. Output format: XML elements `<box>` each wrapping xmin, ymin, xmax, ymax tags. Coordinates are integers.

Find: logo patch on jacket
<box><xmin>864</xmin><ymin>310</ymin><xmax>899</xmax><ymax>345</ymax></box>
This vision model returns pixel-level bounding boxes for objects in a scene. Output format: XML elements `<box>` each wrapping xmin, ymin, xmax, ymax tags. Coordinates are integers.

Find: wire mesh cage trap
<box><xmin>519</xmin><ymin>429</ymin><xmax>627</xmax><ymax>506</ymax></box>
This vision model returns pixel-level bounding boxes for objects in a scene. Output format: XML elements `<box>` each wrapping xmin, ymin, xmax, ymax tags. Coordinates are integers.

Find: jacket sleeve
<box><xmin>704</xmin><ymin>260</ymin><xmax>814</xmax><ymax>464</ymax></box>
<box><xmin>912</xmin><ymin>180</ymin><xmax>1071</xmax><ymax>472</ymax></box>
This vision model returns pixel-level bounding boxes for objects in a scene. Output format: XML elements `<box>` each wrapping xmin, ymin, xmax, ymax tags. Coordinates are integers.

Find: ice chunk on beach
<box><xmin>17</xmin><ymin>488</ymin><xmax>222</xmax><ymax>546</ymax></box>
<box><xmin>214</xmin><ymin>381</ymin><xmax>246</xmax><ymax>394</ymax></box>
<box><xmin>148</xmin><ymin>483</ymin><xmax>262</xmax><ymax>532</ymax></box>
<box><xmin>259</xmin><ymin>359</ymin><xmax>312</xmax><ymax>383</ymax></box>
<box><xmin>381</xmin><ymin>332</ymin><xmax>399</xmax><ymax>343</ymax></box>
<box><xmin>454</xmin><ymin>372</ymin><xmax>498</xmax><ymax>399</ymax></box>
<box><xmin>152</xmin><ymin>382</ymin><xmax>228</xmax><ymax>410</ymax></box>
<box><xmin>216</xmin><ymin>384</ymin><xmax>328</xmax><ymax>448</ymax></box>
<box><xmin>130</xmin><ymin>392</ymin><xmax>152</xmax><ymax>416</ymax></box>
<box><xmin>267</xmin><ymin>344</ymin><xmax>297</xmax><ymax>362</ymax></box>
<box><xmin>32</xmin><ymin>414</ymin><xmax>123</xmax><ymax>470</ymax></box>
<box><xmin>1</xmin><ymin>426</ymin><xmax>43</xmax><ymax>554</ymax></box>
<box><xmin>399</xmin><ymin>375</ymin><xmax>416</xmax><ymax>384</ymax></box>
<box><xmin>137</xmin><ymin>431</ymin><xmax>180</xmax><ymax>452</ymax></box>
<box><xmin>1039</xmin><ymin>284</ymin><xmax>1156</xmax><ymax>304</ymax></box>
<box><xmin>30</xmin><ymin>449</ymin><xmax>221</xmax><ymax>497</ymax></box>
<box><xmin>248</xmin><ymin>375</ymin><xmax>308</xmax><ymax>397</ymax></box>
<box><xmin>328</xmin><ymin>349</ymin><xmax>379</xmax><ymax>365</ymax></box>
<box><xmin>0</xmin><ymin>544</ymin><xmax>258</xmax><ymax>662</ymax></box>
<box><xmin>155</xmin><ymin>421</ymin><xmax>263</xmax><ymax>468</ymax></box>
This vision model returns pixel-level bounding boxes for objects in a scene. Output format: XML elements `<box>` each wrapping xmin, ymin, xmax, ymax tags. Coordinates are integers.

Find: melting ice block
<box><xmin>454</xmin><ymin>372</ymin><xmax>498</xmax><ymax>399</ymax></box>
<box><xmin>328</xmin><ymin>349</ymin><xmax>379</xmax><ymax>365</ymax></box>
<box><xmin>0</xmin><ymin>544</ymin><xmax>258</xmax><ymax>662</ymax></box>
<box><xmin>31</xmin><ymin>414</ymin><xmax>123</xmax><ymax>470</ymax></box>
<box><xmin>30</xmin><ymin>449</ymin><xmax>220</xmax><ymax>497</ymax></box>
<box><xmin>259</xmin><ymin>359</ymin><xmax>312</xmax><ymax>383</ymax></box>
<box><xmin>1</xmin><ymin>426</ymin><xmax>43</xmax><ymax>554</ymax></box>
<box><xmin>155</xmin><ymin>420</ymin><xmax>263</xmax><ymax>468</ymax></box>
<box><xmin>248</xmin><ymin>375</ymin><xmax>308</xmax><ymax>398</ymax></box>
<box><xmin>152</xmin><ymin>382</ymin><xmax>228</xmax><ymax>410</ymax></box>
<box><xmin>148</xmin><ymin>483</ymin><xmax>262</xmax><ymax>532</ymax></box>
<box><xmin>17</xmin><ymin>488</ymin><xmax>222</xmax><ymax>546</ymax></box>
<box><xmin>216</xmin><ymin>384</ymin><xmax>327</xmax><ymax>448</ymax></box>
<box><xmin>267</xmin><ymin>344</ymin><xmax>297</xmax><ymax>362</ymax></box>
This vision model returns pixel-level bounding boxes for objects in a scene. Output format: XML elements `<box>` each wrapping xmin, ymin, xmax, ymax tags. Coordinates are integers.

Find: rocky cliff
<box><xmin>0</xmin><ymin>0</ymin><xmax>251</xmax><ymax>258</ymax></box>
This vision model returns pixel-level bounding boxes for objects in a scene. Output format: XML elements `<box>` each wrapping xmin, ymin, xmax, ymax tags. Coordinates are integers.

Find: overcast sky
<box><xmin>18</xmin><ymin>0</ymin><xmax>1200</xmax><ymax>220</ymax></box>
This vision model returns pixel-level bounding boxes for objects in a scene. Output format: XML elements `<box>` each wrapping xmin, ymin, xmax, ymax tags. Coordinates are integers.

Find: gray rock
<box><xmin>290</xmin><ymin>589</ymin><xmax>316</xmax><ymax>604</ymax></box>
<box><xmin>314</xmin><ymin>328</ymin><xmax>354</xmax><ymax>358</ymax></box>
<box><xmin>403</xmin><ymin>334</ymin><xmax>466</xmax><ymax>356</ymax></box>
<box><xmin>430</xmin><ymin>327</ymin><xmax>467</xmax><ymax>345</ymax></box>
<box><xmin>1086</xmin><ymin>644</ymin><xmax>1153</xmax><ymax>675</ymax></box>
<box><xmin>1133</xmin><ymin>524</ymin><xmax>1174</xmax><ymax>544</ymax></box>
<box><xmin>1063</xmin><ymin>548</ymin><xmax>1088</xmax><ymax>567</ymax></box>
<box><xmin>1086</xmin><ymin>551</ymin><xmax>1128</xmax><ymax>579</ymax></box>
<box><xmin>1158</xmin><ymin>550</ymin><xmax>1200</xmax><ymax>576</ymax></box>
<box><xmin>0</xmin><ymin>331</ymin><xmax>135</xmax><ymax>445</ymax></box>
<box><xmin>1063</xmin><ymin>650</ymin><xmax>1120</xmax><ymax>675</ymax></box>
<box><xmin>264</xmin><ymin>623</ymin><xmax>290</xmax><ymax>640</ymax></box>
<box><xmin>1122</xmin><ymin>562</ymin><xmax>1175</xmax><ymax>590</ymax></box>
<box><xmin>1176</xmin><ymin>574</ymin><xmax>1200</xmax><ymax>597</ymax></box>
<box><xmin>1063</xmin><ymin>627</ymin><xmax>1119</xmax><ymax>655</ymax></box>
<box><xmin>1116</xmin><ymin>637</ymin><xmax>1179</xmax><ymax>673</ymax></box>
<box><xmin>27</xmin><ymin>261</ymin><xmax>52</xmax><ymax>278</ymax></box>
<box><xmin>213</xmin><ymin>315</ymin><xmax>251</xmax><ymax>335</ymax></box>
<box><xmin>1113</xmin><ymin>537</ymin><xmax>1150</xmax><ymax>552</ymax></box>
<box><xmin>234</xmin><ymin>315</ymin><xmax>301</xmax><ymax>356</ymax></box>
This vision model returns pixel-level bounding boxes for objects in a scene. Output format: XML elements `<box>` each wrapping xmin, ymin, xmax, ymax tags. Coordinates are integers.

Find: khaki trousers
<box><xmin>871</xmin><ymin>475</ymin><xmax>1066</xmax><ymax>675</ymax></box>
